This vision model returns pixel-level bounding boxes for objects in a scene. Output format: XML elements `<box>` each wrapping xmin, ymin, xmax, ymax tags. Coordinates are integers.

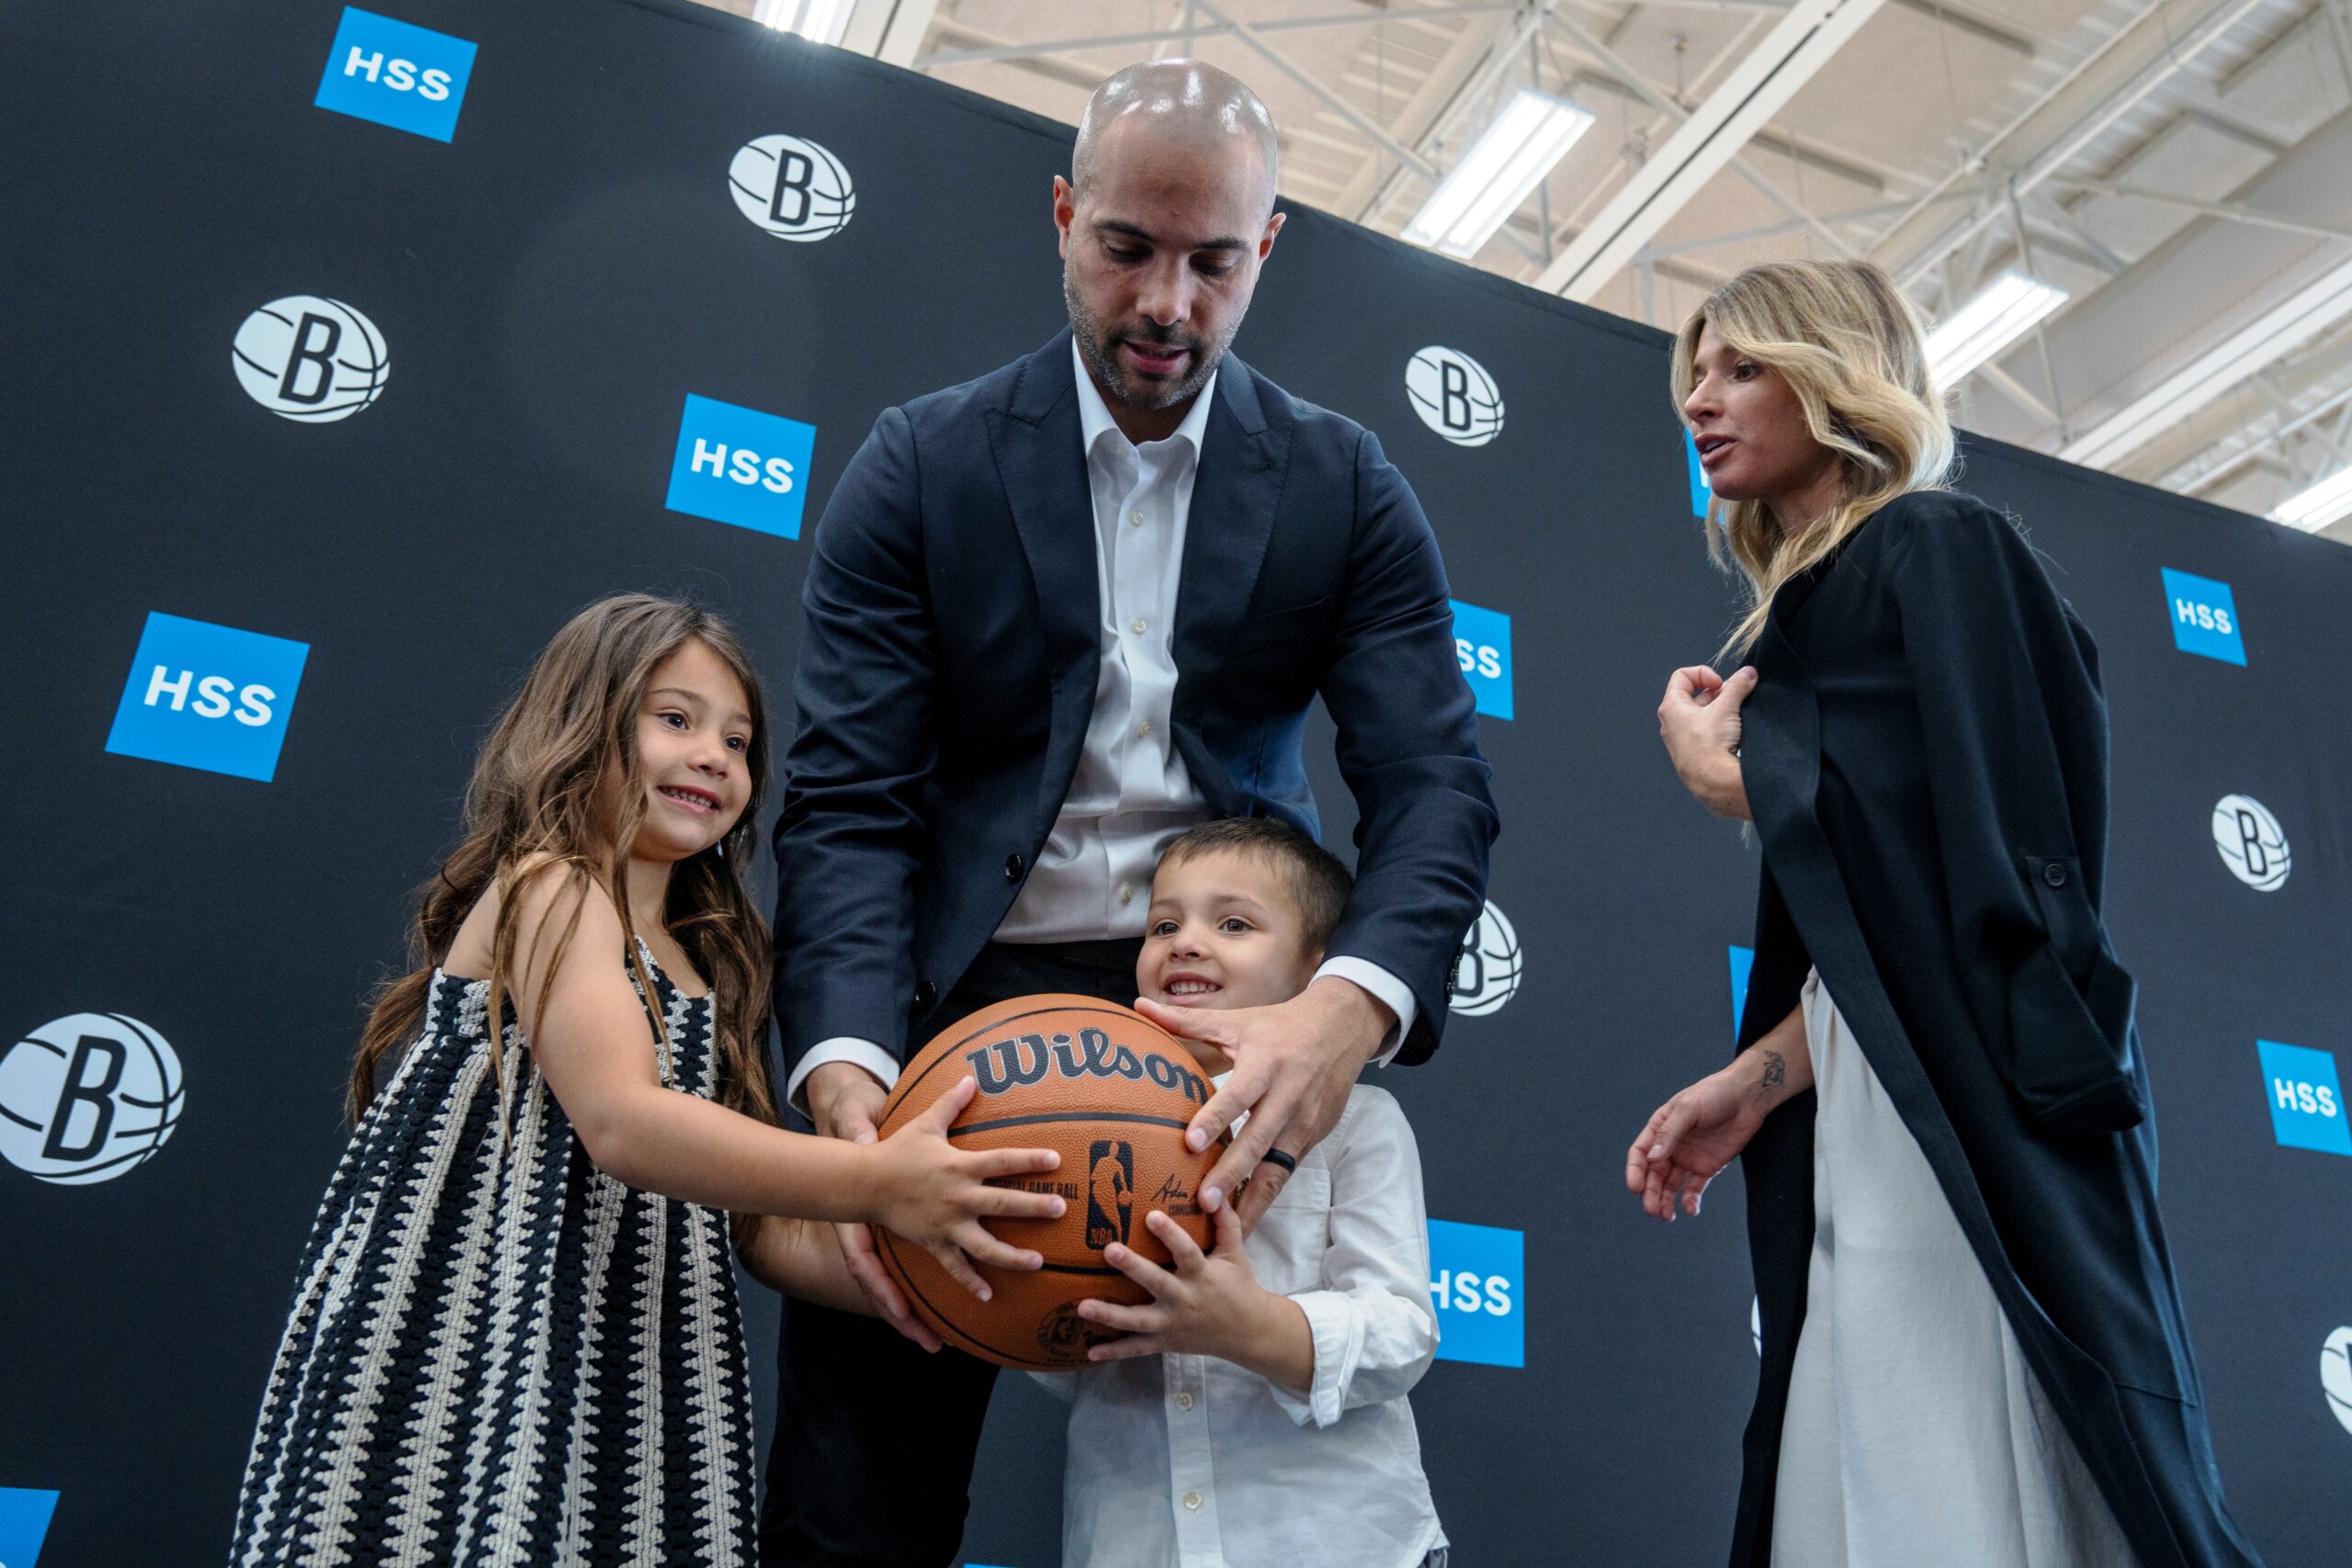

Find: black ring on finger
<box><xmin>1260</xmin><ymin>1149</ymin><xmax>1297</xmax><ymax>1175</ymax></box>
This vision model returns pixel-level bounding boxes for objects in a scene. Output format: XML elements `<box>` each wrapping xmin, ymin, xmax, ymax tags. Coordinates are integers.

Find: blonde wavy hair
<box><xmin>1671</xmin><ymin>259</ymin><xmax>1956</xmax><ymax>654</ymax></box>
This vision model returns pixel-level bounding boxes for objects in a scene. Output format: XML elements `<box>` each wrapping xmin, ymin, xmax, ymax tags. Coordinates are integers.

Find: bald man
<box><xmin>764</xmin><ymin>62</ymin><xmax>1496</xmax><ymax>1565</ymax></box>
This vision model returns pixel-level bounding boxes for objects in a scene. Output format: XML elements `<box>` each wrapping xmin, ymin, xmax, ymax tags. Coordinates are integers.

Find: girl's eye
<box><xmin>660</xmin><ymin>711</ymin><xmax>688</xmax><ymax>728</ymax></box>
<box><xmin>726</xmin><ymin>736</ymin><xmax>747</xmax><ymax>751</ymax></box>
<box><xmin>1219</xmin><ymin>918</ymin><xmax>1252</xmax><ymax>933</ymax></box>
<box><xmin>1150</xmin><ymin>920</ymin><xmax>1177</xmax><ymax>937</ymax></box>
<box><xmin>1732</xmin><ymin>362</ymin><xmax>1758</xmax><ymax>380</ymax></box>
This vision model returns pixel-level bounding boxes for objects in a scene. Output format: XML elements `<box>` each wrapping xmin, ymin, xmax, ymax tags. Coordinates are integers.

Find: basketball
<box><xmin>872</xmin><ymin>993</ymin><xmax>1218</xmax><ymax>1370</ymax></box>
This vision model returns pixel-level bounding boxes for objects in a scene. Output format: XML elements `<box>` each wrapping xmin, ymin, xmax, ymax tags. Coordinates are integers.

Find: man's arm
<box><xmin>773</xmin><ymin>405</ymin><xmax>937</xmax><ymax>1100</ymax></box>
<box><xmin>1140</xmin><ymin>424</ymin><xmax>1496</xmax><ymax>1223</ymax></box>
<box><xmin>771</xmin><ymin>405</ymin><xmax>944</xmax><ymax>1340</ymax></box>
<box><xmin>1314</xmin><ymin>426</ymin><xmax>1498</xmax><ymax>1063</ymax></box>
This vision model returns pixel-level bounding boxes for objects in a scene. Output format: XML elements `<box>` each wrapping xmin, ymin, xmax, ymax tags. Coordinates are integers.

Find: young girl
<box><xmin>229</xmin><ymin>594</ymin><xmax>1064</xmax><ymax>1567</ymax></box>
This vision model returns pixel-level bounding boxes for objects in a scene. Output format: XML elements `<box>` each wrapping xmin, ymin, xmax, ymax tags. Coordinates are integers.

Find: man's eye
<box><xmin>1107</xmin><ymin>245</ymin><xmax>1146</xmax><ymax>263</ymax></box>
<box><xmin>1196</xmin><ymin>261</ymin><xmax>1234</xmax><ymax>278</ymax></box>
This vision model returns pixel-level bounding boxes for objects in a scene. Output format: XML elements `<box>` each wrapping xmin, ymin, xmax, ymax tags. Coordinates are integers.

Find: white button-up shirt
<box><xmin>1035</xmin><ymin>1083</ymin><xmax>1445</xmax><ymax>1568</ymax></box>
<box><xmin>786</xmin><ymin>344</ymin><xmax>1416</xmax><ymax>1109</ymax></box>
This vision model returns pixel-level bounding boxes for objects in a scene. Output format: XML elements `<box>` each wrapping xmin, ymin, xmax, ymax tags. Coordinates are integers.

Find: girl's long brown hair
<box><xmin>348</xmin><ymin>594</ymin><xmax>779</xmax><ymax>1181</ymax></box>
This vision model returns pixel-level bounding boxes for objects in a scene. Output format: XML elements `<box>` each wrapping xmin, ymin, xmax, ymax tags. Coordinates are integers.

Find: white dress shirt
<box><xmin>1035</xmin><ymin>1083</ymin><xmax>1446</xmax><ymax>1568</ymax></box>
<box><xmin>786</xmin><ymin>344</ymin><xmax>1415</xmax><ymax>1109</ymax></box>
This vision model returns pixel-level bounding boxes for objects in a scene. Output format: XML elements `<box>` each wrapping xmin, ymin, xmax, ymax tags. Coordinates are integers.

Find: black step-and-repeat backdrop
<box><xmin>4</xmin><ymin>3</ymin><xmax>2347</xmax><ymax>1564</ymax></box>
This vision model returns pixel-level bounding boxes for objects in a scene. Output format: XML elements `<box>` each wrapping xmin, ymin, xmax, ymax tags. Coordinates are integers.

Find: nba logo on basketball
<box><xmin>1087</xmin><ymin>1140</ymin><xmax>1134</xmax><ymax>1250</ymax></box>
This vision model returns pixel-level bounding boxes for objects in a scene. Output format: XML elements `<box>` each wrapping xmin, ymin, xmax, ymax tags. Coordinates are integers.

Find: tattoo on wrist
<box><xmin>1752</xmin><ymin>1049</ymin><xmax>1786</xmax><ymax>1100</ymax></box>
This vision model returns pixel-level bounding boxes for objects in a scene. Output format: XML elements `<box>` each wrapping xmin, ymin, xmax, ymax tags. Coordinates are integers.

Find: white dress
<box><xmin>1770</xmin><ymin>971</ymin><xmax>2136</xmax><ymax>1568</ymax></box>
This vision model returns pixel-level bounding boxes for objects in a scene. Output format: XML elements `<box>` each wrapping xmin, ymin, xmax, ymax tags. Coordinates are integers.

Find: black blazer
<box><xmin>772</xmin><ymin>331</ymin><xmax>1498</xmax><ymax>1078</ymax></box>
<box><xmin>1730</xmin><ymin>491</ymin><xmax>2261</xmax><ymax>1568</ymax></box>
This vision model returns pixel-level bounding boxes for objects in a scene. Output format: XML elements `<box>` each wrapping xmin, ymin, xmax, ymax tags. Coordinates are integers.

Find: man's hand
<box><xmin>1657</xmin><ymin>664</ymin><xmax>1757</xmax><ymax>820</ymax></box>
<box><xmin>803</xmin><ymin>1061</ymin><xmax>939</xmax><ymax>1351</ymax></box>
<box><xmin>1136</xmin><ymin>976</ymin><xmax>1391</xmax><ymax>1227</ymax></box>
<box><xmin>1075</xmin><ymin>1203</ymin><xmax>1314</xmax><ymax>1395</ymax></box>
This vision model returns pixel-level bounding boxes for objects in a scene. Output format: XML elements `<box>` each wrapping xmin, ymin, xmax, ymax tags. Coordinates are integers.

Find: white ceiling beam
<box><xmin>1880</xmin><ymin>0</ymin><xmax>2270</xmax><ymax>290</ymax></box>
<box><xmin>835</xmin><ymin>0</ymin><xmax>937</xmax><ymax>66</ymax></box>
<box><xmin>911</xmin><ymin>4</ymin><xmax>1522</xmax><ymax>70</ymax></box>
<box><xmin>1535</xmin><ymin>0</ymin><xmax>1887</xmax><ymax>301</ymax></box>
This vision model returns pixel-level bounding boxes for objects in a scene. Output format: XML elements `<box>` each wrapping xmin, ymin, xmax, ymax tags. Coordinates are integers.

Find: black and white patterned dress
<box><xmin>230</xmin><ymin>943</ymin><xmax>756</xmax><ymax>1566</ymax></box>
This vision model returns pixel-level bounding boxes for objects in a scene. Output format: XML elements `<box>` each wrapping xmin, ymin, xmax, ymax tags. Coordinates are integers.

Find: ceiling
<box><xmin>695</xmin><ymin>0</ymin><xmax>2352</xmax><ymax>547</ymax></box>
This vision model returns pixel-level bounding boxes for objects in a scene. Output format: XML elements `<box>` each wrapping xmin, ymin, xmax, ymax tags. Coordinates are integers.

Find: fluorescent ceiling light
<box><xmin>1405</xmin><ymin>89</ymin><xmax>1594</xmax><ymax>260</ymax></box>
<box><xmin>2272</xmin><ymin>466</ymin><xmax>2352</xmax><ymax>532</ymax></box>
<box><xmin>1926</xmin><ymin>269</ymin><xmax>2069</xmax><ymax>389</ymax></box>
<box><xmin>2062</xmin><ymin>254</ymin><xmax>2352</xmax><ymax>469</ymax></box>
<box><xmin>755</xmin><ymin>0</ymin><xmax>853</xmax><ymax>44</ymax></box>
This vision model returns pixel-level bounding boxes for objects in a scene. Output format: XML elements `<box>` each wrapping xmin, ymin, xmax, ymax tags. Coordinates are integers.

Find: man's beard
<box><xmin>1066</xmin><ymin>272</ymin><xmax>1229</xmax><ymax>414</ymax></box>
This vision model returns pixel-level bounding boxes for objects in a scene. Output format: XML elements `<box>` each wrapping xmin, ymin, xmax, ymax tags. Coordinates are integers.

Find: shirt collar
<box><xmin>1070</xmin><ymin>334</ymin><xmax>1217</xmax><ymax>465</ymax></box>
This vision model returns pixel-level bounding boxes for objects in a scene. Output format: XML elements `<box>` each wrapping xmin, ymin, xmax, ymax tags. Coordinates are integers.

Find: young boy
<box><xmin>1037</xmin><ymin>817</ymin><xmax>1449</xmax><ymax>1568</ymax></box>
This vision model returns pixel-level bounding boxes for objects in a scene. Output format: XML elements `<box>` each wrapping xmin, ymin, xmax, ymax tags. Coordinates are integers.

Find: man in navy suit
<box><xmin>762</xmin><ymin>60</ymin><xmax>1497</xmax><ymax>1567</ymax></box>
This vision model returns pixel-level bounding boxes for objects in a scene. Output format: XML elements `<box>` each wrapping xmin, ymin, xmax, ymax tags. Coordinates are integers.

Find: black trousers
<box><xmin>758</xmin><ymin>937</ymin><xmax>1146</xmax><ymax>1568</ymax></box>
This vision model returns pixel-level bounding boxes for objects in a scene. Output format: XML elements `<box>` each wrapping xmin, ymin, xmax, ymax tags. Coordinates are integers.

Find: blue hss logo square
<box><xmin>2256</xmin><ymin>1041</ymin><xmax>2348</xmax><ymax>1156</ymax></box>
<box><xmin>1450</xmin><ymin>600</ymin><xmax>1513</xmax><ymax>721</ymax></box>
<box><xmin>1428</xmin><ymin>1218</ymin><xmax>1522</xmax><ymax>1367</ymax></box>
<box><xmin>0</xmin><ymin>1488</ymin><xmax>60</xmax><ymax>1568</ymax></box>
<box><xmin>314</xmin><ymin>7</ymin><xmax>477</xmax><ymax>142</ymax></box>
<box><xmin>2159</xmin><ymin>568</ymin><xmax>2245</xmax><ymax>666</ymax></box>
<box><xmin>666</xmin><ymin>394</ymin><xmax>817</xmax><ymax>538</ymax></box>
<box><xmin>106</xmin><ymin>614</ymin><xmax>309</xmax><ymax>783</ymax></box>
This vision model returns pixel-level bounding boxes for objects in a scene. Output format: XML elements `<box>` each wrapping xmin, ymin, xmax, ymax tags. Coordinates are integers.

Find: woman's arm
<box><xmin>1625</xmin><ymin>1002</ymin><xmax>1811</xmax><ymax>1221</ymax></box>
<box><xmin>507</xmin><ymin>870</ymin><xmax>1064</xmax><ymax>1297</ymax></box>
<box><xmin>1657</xmin><ymin>665</ymin><xmax>1758</xmax><ymax>820</ymax></box>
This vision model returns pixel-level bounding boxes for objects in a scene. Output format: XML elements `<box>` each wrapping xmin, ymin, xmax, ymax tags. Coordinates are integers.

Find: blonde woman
<box><xmin>1625</xmin><ymin>262</ymin><xmax>2261</xmax><ymax>1568</ymax></box>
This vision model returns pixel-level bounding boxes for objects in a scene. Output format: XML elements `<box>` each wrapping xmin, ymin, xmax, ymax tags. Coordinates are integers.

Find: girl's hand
<box><xmin>1076</xmin><ymin>1202</ymin><xmax>1314</xmax><ymax>1394</ymax></box>
<box><xmin>1657</xmin><ymin>665</ymin><xmax>1758</xmax><ymax>820</ymax></box>
<box><xmin>867</xmin><ymin>1077</ymin><xmax>1064</xmax><ymax>1301</ymax></box>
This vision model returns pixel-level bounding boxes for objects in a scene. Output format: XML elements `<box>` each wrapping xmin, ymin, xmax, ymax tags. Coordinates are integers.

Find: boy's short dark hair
<box><xmin>1155</xmin><ymin>818</ymin><xmax>1353</xmax><ymax>955</ymax></box>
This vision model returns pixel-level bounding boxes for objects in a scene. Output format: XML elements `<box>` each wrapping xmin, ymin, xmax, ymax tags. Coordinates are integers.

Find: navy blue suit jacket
<box><xmin>773</xmin><ymin>330</ymin><xmax>1497</xmax><ymax>1077</ymax></box>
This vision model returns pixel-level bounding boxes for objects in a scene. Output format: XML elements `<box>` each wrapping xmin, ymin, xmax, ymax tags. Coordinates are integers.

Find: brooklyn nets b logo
<box><xmin>1449</xmin><ymin>899</ymin><xmax>1521</xmax><ymax>1016</ymax></box>
<box><xmin>1086</xmin><ymin>1139</ymin><xmax>1134</xmax><ymax>1250</ymax></box>
<box><xmin>1406</xmin><ymin>345</ymin><xmax>1505</xmax><ymax>447</ymax></box>
<box><xmin>2211</xmin><ymin>794</ymin><xmax>2290</xmax><ymax>891</ymax></box>
<box><xmin>729</xmin><ymin>134</ymin><xmax>856</xmax><ymax>241</ymax></box>
<box><xmin>0</xmin><ymin>1013</ymin><xmax>184</xmax><ymax>1185</ymax></box>
<box><xmin>232</xmin><ymin>296</ymin><xmax>389</xmax><ymax>422</ymax></box>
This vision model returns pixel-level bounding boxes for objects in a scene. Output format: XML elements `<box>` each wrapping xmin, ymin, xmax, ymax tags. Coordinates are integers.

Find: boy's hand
<box><xmin>1075</xmin><ymin>1204</ymin><xmax>1316</xmax><ymax>1395</ymax></box>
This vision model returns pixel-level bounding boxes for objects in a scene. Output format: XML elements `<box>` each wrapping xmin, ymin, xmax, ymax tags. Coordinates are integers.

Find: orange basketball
<box><xmin>872</xmin><ymin>993</ymin><xmax>1219</xmax><ymax>1370</ymax></box>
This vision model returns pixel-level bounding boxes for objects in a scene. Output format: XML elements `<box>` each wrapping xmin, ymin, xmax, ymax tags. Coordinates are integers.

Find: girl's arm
<box><xmin>1625</xmin><ymin>1002</ymin><xmax>1812</xmax><ymax>1222</ymax></box>
<box><xmin>739</xmin><ymin>1214</ymin><xmax>874</xmax><ymax>1315</ymax></box>
<box><xmin>510</xmin><ymin>870</ymin><xmax>1063</xmax><ymax>1298</ymax></box>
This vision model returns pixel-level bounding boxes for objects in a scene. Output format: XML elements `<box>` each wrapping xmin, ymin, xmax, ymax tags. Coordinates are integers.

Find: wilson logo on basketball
<box><xmin>963</xmin><ymin>1026</ymin><xmax>1211</xmax><ymax>1106</ymax></box>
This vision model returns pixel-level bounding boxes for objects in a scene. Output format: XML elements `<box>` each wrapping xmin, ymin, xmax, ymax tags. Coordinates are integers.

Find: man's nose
<box><xmin>1135</xmin><ymin>259</ymin><xmax>1194</xmax><ymax>327</ymax></box>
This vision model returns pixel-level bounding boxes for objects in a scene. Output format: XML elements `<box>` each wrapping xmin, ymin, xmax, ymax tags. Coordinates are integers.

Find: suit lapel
<box><xmin>1173</xmin><ymin>358</ymin><xmax>1289</xmax><ymax>674</ymax></box>
<box><xmin>987</xmin><ymin>331</ymin><xmax>1101</xmax><ymax>810</ymax></box>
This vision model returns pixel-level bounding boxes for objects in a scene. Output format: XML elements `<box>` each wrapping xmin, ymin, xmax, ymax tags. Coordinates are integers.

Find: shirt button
<box><xmin>1118</xmin><ymin>884</ymin><xmax>1134</xmax><ymax>905</ymax></box>
<box><xmin>2042</xmin><ymin>862</ymin><xmax>2069</xmax><ymax>888</ymax></box>
<box><xmin>1131</xmin><ymin>617</ymin><xmax>1148</xmax><ymax>635</ymax></box>
<box><xmin>1136</xmin><ymin>719</ymin><xmax>1151</xmax><ymax>737</ymax></box>
<box><xmin>1177</xmin><ymin>1392</ymin><xmax>1194</xmax><ymax>1410</ymax></box>
<box><xmin>1129</xmin><ymin>509</ymin><xmax>1145</xmax><ymax>526</ymax></box>
<box><xmin>1183</xmin><ymin>1492</ymin><xmax>1203</xmax><ymax>1511</ymax></box>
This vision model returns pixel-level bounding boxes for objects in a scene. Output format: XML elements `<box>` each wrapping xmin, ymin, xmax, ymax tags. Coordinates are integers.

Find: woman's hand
<box><xmin>1626</xmin><ymin>1006</ymin><xmax>1810</xmax><ymax>1221</ymax></box>
<box><xmin>865</xmin><ymin>1076</ymin><xmax>1065</xmax><ymax>1301</ymax></box>
<box><xmin>1657</xmin><ymin>665</ymin><xmax>1758</xmax><ymax>820</ymax></box>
